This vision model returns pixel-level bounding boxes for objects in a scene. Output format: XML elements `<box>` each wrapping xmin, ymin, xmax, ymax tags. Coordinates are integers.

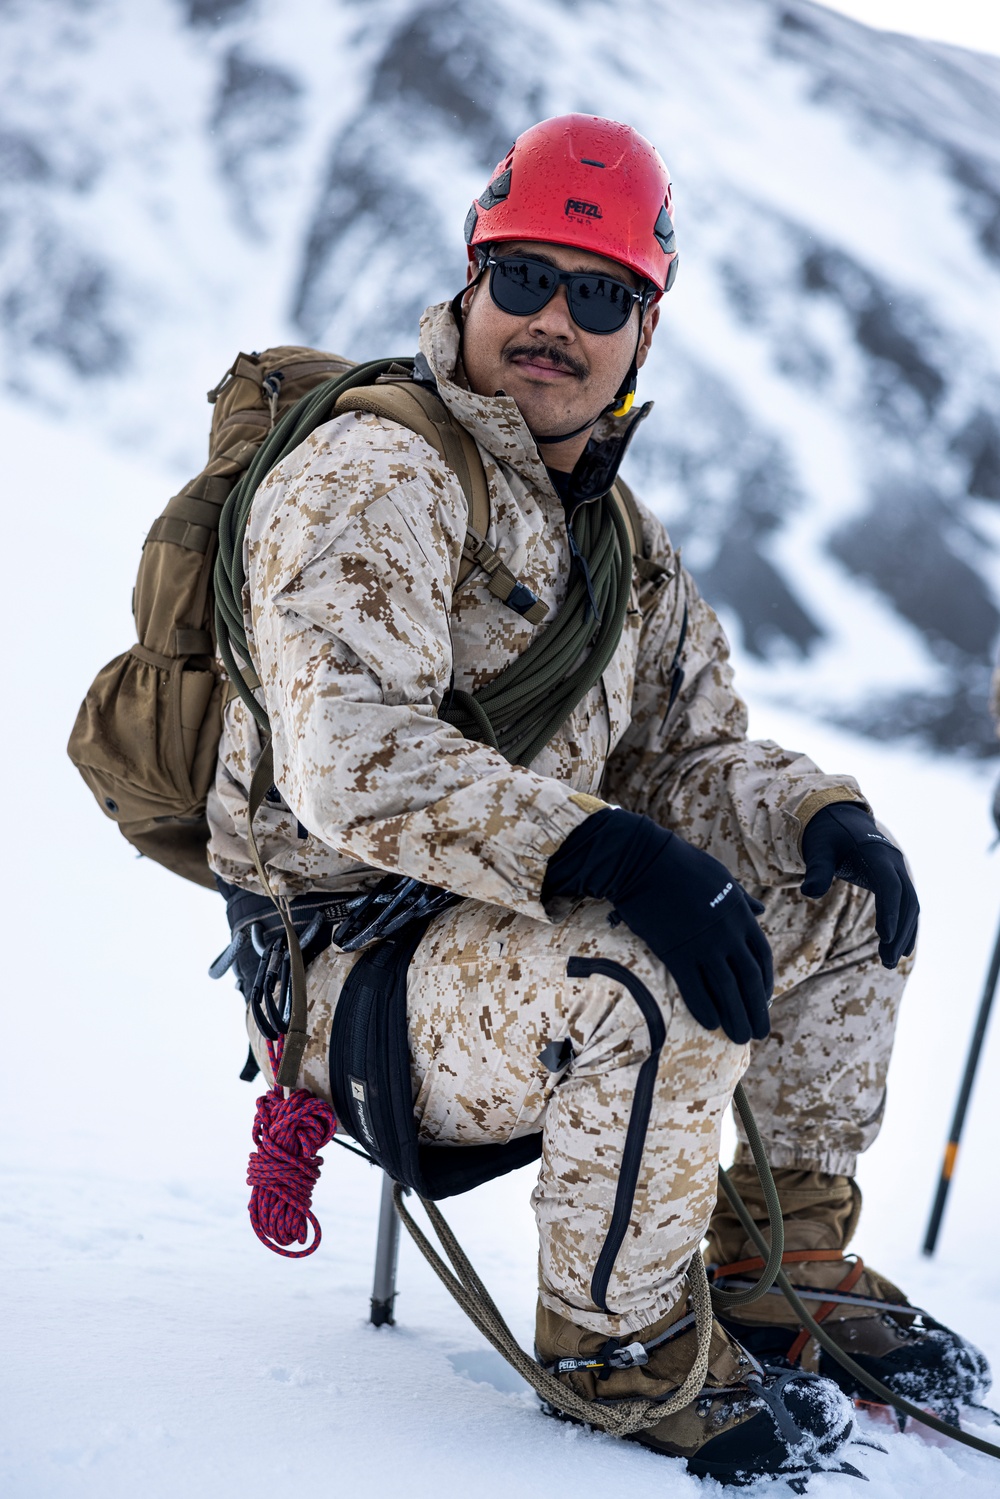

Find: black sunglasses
<box><xmin>483</xmin><ymin>253</ymin><xmax>649</xmax><ymax>335</ymax></box>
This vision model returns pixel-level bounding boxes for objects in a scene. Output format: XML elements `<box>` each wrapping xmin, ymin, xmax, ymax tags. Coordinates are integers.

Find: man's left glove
<box><xmin>800</xmin><ymin>802</ymin><xmax>918</xmax><ymax>969</ymax></box>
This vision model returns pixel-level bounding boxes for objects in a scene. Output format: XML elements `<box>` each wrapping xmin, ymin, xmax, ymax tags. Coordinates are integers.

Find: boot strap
<box><xmin>712</xmin><ymin>1252</ymin><xmax>869</xmax><ymax>1367</ymax></box>
<box><xmin>786</xmin><ymin>1258</ymin><xmax>866</xmax><ymax>1365</ymax></box>
<box><xmin>714</xmin><ymin>1248</ymin><xmax>845</xmax><ymax>1279</ymax></box>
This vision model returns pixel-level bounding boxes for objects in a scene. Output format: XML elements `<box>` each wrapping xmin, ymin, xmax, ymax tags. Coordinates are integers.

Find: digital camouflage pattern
<box><xmin>208</xmin><ymin>299</ymin><xmax>907</xmax><ymax>1336</ymax></box>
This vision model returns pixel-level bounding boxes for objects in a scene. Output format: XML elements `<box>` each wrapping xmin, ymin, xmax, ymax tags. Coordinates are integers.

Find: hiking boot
<box><xmin>535</xmin><ymin>1296</ymin><xmax>857</xmax><ymax>1485</ymax></box>
<box><xmin>707</xmin><ymin>1166</ymin><xmax>992</xmax><ymax>1420</ymax></box>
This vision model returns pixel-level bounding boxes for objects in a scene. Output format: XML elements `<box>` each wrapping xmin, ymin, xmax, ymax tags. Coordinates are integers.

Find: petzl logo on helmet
<box><xmin>565</xmin><ymin>198</ymin><xmax>602</xmax><ymax>219</ymax></box>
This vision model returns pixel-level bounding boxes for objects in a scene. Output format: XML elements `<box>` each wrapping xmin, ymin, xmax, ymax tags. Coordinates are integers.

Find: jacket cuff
<box><xmin>793</xmin><ymin>785</ymin><xmax>871</xmax><ymax>853</ymax></box>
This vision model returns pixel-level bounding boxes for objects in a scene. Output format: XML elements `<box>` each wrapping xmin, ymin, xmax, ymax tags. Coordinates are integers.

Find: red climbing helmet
<box><xmin>464</xmin><ymin>114</ymin><xmax>678</xmax><ymax>295</ymax></box>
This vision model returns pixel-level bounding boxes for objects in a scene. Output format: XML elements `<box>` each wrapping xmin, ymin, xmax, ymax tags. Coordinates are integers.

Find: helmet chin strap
<box><xmin>532</xmin><ymin>344</ymin><xmax>640</xmax><ymax>446</ymax></box>
<box><xmin>531</xmin><ymin>412</ymin><xmax>607</xmax><ymax>446</ymax></box>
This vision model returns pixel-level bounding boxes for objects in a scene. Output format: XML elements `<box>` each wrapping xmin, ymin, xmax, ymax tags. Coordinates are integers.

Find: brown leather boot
<box><xmin>707</xmin><ymin>1166</ymin><xmax>991</xmax><ymax>1419</ymax></box>
<box><xmin>535</xmin><ymin>1290</ymin><xmax>855</xmax><ymax>1484</ymax></box>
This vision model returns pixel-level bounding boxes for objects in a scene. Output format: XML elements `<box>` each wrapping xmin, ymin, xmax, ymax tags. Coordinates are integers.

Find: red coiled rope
<box><xmin>246</xmin><ymin>1037</ymin><xmax>337</xmax><ymax>1258</ymax></box>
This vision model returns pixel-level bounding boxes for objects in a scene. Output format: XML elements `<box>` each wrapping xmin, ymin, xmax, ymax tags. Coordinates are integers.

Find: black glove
<box><xmin>543</xmin><ymin>808</ymin><xmax>773</xmax><ymax>1044</ymax></box>
<box><xmin>800</xmin><ymin>802</ymin><xmax>918</xmax><ymax>968</ymax></box>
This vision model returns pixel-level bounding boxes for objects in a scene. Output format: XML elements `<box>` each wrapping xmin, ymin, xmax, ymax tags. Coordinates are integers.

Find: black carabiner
<box><xmin>250</xmin><ymin>939</ymin><xmax>284</xmax><ymax>1042</ymax></box>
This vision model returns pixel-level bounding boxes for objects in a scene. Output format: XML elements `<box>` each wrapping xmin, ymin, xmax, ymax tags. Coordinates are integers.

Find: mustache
<box><xmin>502</xmin><ymin>342</ymin><xmax>589</xmax><ymax>380</ymax></box>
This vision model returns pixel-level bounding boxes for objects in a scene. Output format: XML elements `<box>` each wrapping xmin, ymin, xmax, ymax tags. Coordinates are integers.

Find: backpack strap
<box><xmin>334</xmin><ymin>382</ymin><xmax>547</xmax><ymax>626</ymax></box>
<box><xmin>610</xmin><ymin>476</ymin><xmax>667</xmax><ymax>583</ymax></box>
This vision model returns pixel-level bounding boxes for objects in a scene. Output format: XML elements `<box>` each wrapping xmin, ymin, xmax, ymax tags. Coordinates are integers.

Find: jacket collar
<box><xmin>417</xmin><ymin>301</ymin><xmax>652</xmax><ymax>503</ymax></box>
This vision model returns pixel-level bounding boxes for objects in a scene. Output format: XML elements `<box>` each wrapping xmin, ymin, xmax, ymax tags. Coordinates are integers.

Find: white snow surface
<box><xmin>5</xmin><ymin>0</ymin><xmax>1000</xmax><ymax>1493</ymax></box>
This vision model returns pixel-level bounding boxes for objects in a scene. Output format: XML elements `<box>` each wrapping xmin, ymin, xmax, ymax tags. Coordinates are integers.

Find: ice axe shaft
<box><xmin>923</xmin><ymin>909</ymin><xmax>1000</xmax><ymax>1255</ymax></box>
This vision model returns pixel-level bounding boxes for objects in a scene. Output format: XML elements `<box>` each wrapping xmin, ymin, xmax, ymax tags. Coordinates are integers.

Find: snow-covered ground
<box><xmin>3</xmin><ymin>405</ymin><xmax>1000</xmax><ymax>1496</ymax></box>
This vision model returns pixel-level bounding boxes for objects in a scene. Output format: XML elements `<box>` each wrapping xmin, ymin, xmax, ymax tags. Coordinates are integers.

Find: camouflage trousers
<box><xmin>256</xmin><ymin>875</ymin><xmax>908</xmax><ymax>1339</ymax></box>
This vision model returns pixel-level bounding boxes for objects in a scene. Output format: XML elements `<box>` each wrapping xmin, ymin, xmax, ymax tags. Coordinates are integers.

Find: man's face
<box><xmin>461</xmin><ymin>240</ymin><xmax>659</xmax><ymax>458</ymax></box>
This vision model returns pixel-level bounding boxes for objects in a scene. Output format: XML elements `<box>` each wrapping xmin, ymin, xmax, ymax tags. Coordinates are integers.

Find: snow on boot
<box><xmin>707</xmin><ymin>1166</ymin><xmax>992</xmax><ymax>1420</ymax></box>
<box><xmin>535</xmin><ymin>1298</ymin><xmax>858</xmax><ymax>1486</ymax></box>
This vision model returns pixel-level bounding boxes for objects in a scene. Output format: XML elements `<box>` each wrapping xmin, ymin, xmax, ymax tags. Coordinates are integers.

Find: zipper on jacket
<box><xmin>566</xmin><ymin>955</ymin><xmax>666</xmax><ymax>1313</ymax></box>
<box><xmin>660</xmin><ymin>600</ymin><xmax>689</xmax><ymax>731</ymax></box>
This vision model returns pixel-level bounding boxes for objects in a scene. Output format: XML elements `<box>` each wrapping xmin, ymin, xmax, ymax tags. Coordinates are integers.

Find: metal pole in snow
<box><xmin>923</xmin><ymin>910</ymin><xmax>1000</xmax><ymax>1256</ymax></box>
<box><xmin>370</xmin><ymin>1171</ymin><xmax>401</xmax><ymax>1324</ymax></box>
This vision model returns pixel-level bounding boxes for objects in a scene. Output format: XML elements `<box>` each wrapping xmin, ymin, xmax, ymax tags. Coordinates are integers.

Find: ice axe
<box><xmin>923</xmin><ymin>906</ymin><xmax>1000</xmax><ymax>1255</ymax></box>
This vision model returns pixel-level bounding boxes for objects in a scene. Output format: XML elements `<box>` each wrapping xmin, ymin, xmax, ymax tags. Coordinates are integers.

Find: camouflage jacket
<box><xmin>206</xmin><ymin>301</ymin><xmax>864</xmax><ymax>918</ymax></box>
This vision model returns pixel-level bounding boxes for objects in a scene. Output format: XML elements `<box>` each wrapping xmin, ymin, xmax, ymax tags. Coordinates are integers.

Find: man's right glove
<box><xmin>543</xmin><ymin>808</ymin><xmax>773</xmax><ymax>1045</ymax></box>
<box><xmin>800</xmin><ymin>801</ymin><xmax>918</xmax><ymax>968</ymax></box>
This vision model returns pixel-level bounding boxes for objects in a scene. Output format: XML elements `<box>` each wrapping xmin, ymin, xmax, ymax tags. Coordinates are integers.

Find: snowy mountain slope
<box><xmin>2</xmin><ymin>0</ymin><xmax>1000</xmax><ymax>749</ymax></box>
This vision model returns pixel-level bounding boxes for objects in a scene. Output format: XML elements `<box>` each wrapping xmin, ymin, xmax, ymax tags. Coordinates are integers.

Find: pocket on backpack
<box><xmin>68</xmin><ymin>646</ymin><xmax>223</xmax><ymax>825</ymax></box>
